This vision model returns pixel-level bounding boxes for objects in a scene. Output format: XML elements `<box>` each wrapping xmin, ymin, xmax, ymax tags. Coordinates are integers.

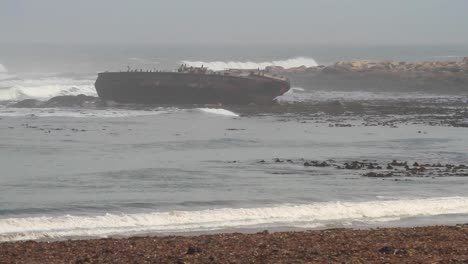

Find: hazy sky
<box><xmin>1</xmin><ymin>0</ymin><xmax>467</xmax><ymax>45</ymax></box>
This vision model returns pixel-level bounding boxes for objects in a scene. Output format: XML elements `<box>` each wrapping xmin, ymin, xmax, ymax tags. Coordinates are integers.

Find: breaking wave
<box><xmin>197</xmin><ymin>108</ymin><xmax>239</xmax><ymax>117</ymax></box>
<box><xmin>182</xmin><ymin>57</ymin><xmax>318</xmax><ymax>71</ymax></box>
<box><xmin>0</xmin><ymin>77</ymin><xmax>97</xmax><ymax>101</ymax></box>
<box><xmin>1</xmin><ymin>196</ymin><xmax>467</xmax><ymax>241</ymax></box>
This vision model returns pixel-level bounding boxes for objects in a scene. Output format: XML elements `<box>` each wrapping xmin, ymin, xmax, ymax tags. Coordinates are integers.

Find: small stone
<box><xmin>186</xmin><ymin>245</ymin><xmax>201</xmax><ymax>255</ymax></box>
<box><xmin>378</xmin><ymin>245</ymin><xmax>395</xmax><ymax>254</ymax></box>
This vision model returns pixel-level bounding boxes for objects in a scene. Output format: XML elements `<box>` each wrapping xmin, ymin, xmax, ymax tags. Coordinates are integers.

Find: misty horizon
<box><xmin>1</xmin><ymin>0</ymin><xmax>467</xmax><ymax>45</ymax></box>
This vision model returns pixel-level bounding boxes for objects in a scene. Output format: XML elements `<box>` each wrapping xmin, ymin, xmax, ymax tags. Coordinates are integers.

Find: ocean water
<box><xmin>0</xmin><ymin>43</ymin><xmax>468</xmax><ymax>242</ymax></box>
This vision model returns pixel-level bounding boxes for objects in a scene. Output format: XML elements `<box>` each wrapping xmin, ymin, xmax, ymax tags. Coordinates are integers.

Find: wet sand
<box><xmin>1</xmin><ymin>225</ymin><xmax>467</xmax><ymax>263</ymax></box>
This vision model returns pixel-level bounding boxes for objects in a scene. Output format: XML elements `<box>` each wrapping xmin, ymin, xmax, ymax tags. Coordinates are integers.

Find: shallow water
<box><xmin>1</xmin><ymin>44</ymin><xmax>468</xmax><ymax>241</ymax></box>
<box><xmin>1</xmin><ymin>101</ymin><xmax>468</xmax><ymax>241</ymax></box>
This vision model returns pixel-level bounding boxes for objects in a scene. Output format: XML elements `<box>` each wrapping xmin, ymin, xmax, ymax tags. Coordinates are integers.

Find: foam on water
<box><xmin>182</xmin><ymin>57</ymin><xmax>318</xmax><ymax>71</ymax></box>
<box><xmin>1</xmin><ymin>197</ymin><xmax>467</xmax><ymax>241</ymax></box>
<box><xmin>0</xmin><ymin>107</ymin><xmax>176</xmax><ymax>118</ymax></box>
<box><xmin>278</xmin><ymin>87</ymin><xmax>468</xmax><ymax>103</ymax></box>
<box><xmin>0</xmin><ymin>107</ymin><xmax>240</xmax><ymax>118</ymax></box>
<box><xmin>0</xmin><ymin>77</ymin><xmax>97</xmax><ymax>101</ymax></box>
<box><xmin>291</xmin><ymin>87</ymin><xmax>305</xmax><ymax>92</ymax></box>
<box><xmin>197</xmin><ymin>108</ymin><xmax>239</xmax><ymax>117</ymax></box>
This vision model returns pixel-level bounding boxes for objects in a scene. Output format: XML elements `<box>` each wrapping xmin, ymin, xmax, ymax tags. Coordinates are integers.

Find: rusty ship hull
<box><xmin>95</xmin><ymin>72</ymin><xmax>290</xmax><ymax>105</ymax></box>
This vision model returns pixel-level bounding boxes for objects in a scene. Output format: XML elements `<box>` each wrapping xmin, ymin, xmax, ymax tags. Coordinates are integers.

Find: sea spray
<box><xmin>197</xmin><ymin>108</ymin><xmax>239</xmax><ymax>117</ymax></box>
<box><xmin>0</xmin><ymin>77</ymin><xmax>96</xmax><ymax>101</ymax></box>
<box><xmin>182</xmin><ymin>57</ymin><xmax>318</xmax><ymax>71</ymax></box>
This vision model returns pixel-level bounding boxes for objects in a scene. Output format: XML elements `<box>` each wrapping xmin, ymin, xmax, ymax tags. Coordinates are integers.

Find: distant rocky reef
<box><xmin>267</xmin><ymin>58</ymin><xmax>468</xmax><ymax>93</ymax></box>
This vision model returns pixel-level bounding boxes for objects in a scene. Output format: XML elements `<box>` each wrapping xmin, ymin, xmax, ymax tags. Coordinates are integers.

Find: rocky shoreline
<box><xmin>1</xmin><ymin>226</ymin><xmax>467</xmax><ymax>263</ymax></box>
<box><xmin>267</xmin><ymin>58</ymin><xmax>468</xmax><ymax>93</ymax></box>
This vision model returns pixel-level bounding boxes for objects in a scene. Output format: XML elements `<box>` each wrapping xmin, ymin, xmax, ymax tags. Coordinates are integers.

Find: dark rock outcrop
<box><xmin>44</xmin><ymin>94</ymin><xmax>101</xmax><ymax>107</ymax></box>
<box><xmin>11</xmin><ymin>99</ymin><xmax>42</xmax><ymax>108</ymax></box>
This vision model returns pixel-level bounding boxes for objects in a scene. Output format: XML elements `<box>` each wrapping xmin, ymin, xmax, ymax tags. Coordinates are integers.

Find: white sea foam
<box><xmin>1</xmin><ymin>197</ymin><xmax>467</xmax><ymax>241</ymax></box>
<box><xmin>182</xmin><ymin>57</ymin><xmax>318</xmax><ymax>71</ymax></box>
<box><xmin>0</xmin><ymin>107</ymin><xmax>175</xmax><ymax>118</ymax></box>
<box><xmin>291</xmin><ymin>87</ymin><xmax>305</xmax><ymax>92</ymax></box>
<box><xmin>0</xmin><ymin>107</ymin><xmax>239</xmax><ymax>118</ymax></box>
<box><xmin>0</xmin><ymin>106</ymin><xmax>239</xmax><ymax>118</ymax></box>
<box><xmin>277</xmin><ymin>87</ymin><xmax>468</xmax><ymax>103</ymax></box>
<box><xmin>198</xmin><ymin>108</ymin><xmax>239</xmax><ymax>117</ymax></box>
<box><xmin>0</xmin><ymin>77</ymin><xmax>97</xmax><ymax>101</ymax></box>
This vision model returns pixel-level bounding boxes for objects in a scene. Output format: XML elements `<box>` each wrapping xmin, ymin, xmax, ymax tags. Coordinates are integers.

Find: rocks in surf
<box><xmin>11</xmin><ymin>94</ymin><xmax>105</xmax><ymax>108</ymax></box>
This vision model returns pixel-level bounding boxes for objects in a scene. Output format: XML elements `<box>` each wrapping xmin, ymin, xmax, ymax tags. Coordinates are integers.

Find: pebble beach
<box><xmin>1</xmin><ymin>226</ymin><xmax>467</xmax><ymax>263</ymax></box>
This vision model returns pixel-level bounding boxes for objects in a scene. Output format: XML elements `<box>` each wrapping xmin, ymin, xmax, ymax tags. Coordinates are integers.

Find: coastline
<box><xmin>1</xmin><ymin>225</ymin><xmax>467</xmax><ymax>263</ymax></box>
<box><xmin>1</xmin><ymin>55</ymin><xmax>467</xmax><ymax>263</ymax></box>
